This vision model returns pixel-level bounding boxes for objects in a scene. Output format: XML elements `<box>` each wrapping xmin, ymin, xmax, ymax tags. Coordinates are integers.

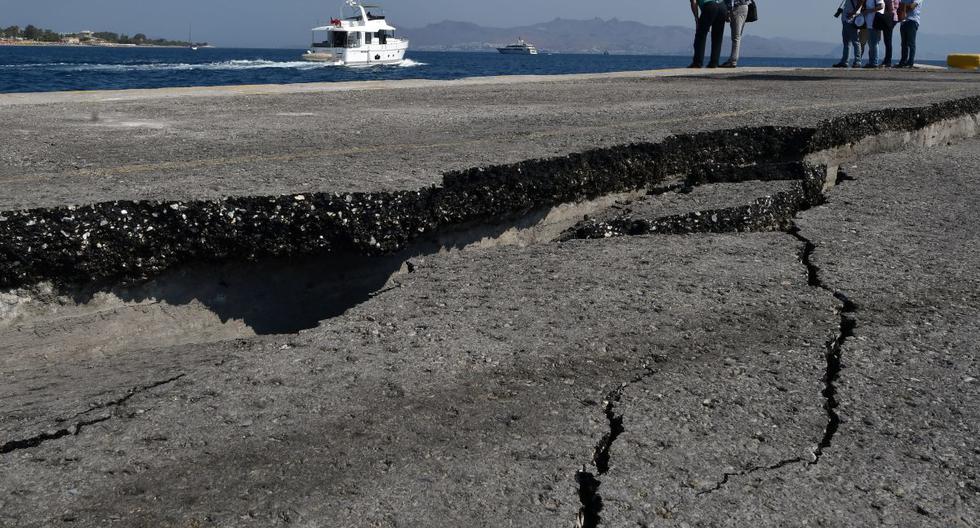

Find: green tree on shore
<box><xmin>1</xmin><ymin>24</ymin><xmax>202</xmax><ymax>46</ymax></box>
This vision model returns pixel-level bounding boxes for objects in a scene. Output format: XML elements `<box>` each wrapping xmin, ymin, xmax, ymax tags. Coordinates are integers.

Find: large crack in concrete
<box><xmin>0</xmin><ymin>374</ymin><xmax>185</xmax><ymax>455</ymax></box>
<box><xmin>2</xmin><ymin>96</ymin><xmax>978</xmax><ymax>296</ymax></box>
<box><xmin>564</xmin><ymin>171</ymin><xmax>861</xmax><ymax>506</ymax></box>
<box><xmin>3</xmin><ymin>97</ymin><xmax>980</xmax><ymax>511</ymax></box>
<box><xmin>0</xmin><ymin>96</ymin><xmax>976</xmax><ymax>358</ymax></box>
<box><xmin>788</xmin><ymin>225</ymin><xmax>859</xmax><ymax>466</ymax></box>
<box><xmin>575</xmin><ymin>357</ymin><xmax>664</xmax><ymax>528</ymax></box>
<box><xmin>688</xmin><ymin>219</ymin><xmax>860</xmax><ymax>497</ymax></box>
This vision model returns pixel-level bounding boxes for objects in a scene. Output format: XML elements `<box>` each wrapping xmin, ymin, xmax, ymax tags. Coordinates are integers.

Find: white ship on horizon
<box><xmin>302</xmin><ymin>0</ymin><xmax>409</xmax><ymax>66</ymax></box>
<box><xmin>497</xmin><ymin>38</ymin><xmax>538</xmax><ymax>55</ymax></box>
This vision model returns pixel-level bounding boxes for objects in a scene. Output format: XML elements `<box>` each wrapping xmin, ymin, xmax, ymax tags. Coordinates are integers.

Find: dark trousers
<box><xmin>693</xmin><ymin>2</ymin><xmax>728</xmax><ymax>66</ymax></box>
<box><xmin>900</xmin><ymin>20</ymin><xmax>919</xmax><ymax>65</ymax></box>
<box><xmin>881</xmin><ymin>21</ymin><xmax>895</xmax><ymax>65</ymax></box>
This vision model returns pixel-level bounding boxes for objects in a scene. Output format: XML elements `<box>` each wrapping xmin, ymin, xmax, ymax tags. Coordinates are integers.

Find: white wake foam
<box><xmin>2</xmin><ymin>58</ymin><xmax>426</xmax><ymax>72</ymax></box>
<box><xmin>398</xmin><ymin>58</ymin><xmax>426</xmax><ymax>68</ymax></box>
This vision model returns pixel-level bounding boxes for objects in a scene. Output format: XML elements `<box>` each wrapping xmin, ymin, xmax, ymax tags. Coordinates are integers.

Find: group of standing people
<box><xmin>688</xmin><ymin>0</ymin><xmax>754</xmax><ymax>69</ymax></box>
<box><xmin>835</xmin><ymin>0</ymin><xmax>924</xmax><ymax>68</ymax></box>
<box><xmin>687</xmin><ymin>0</ymin><xmax>925</xmax><ymax>70</ymax></box>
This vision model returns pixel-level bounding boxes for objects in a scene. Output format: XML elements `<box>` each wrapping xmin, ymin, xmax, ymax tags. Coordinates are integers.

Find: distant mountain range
<box><xmin>401</xmin><ymin>18</ymin><xmax>978</xmax><ymax>60</ymax></box>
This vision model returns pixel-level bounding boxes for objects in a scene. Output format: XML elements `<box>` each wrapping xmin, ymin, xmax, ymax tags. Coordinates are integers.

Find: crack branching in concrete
<box><xmin>697</xmin><ymin>456</ymin><xmax>805</xmax><ymax>496</ymax></box>
<box><xmin>575</xmin><ymin>167</ymin><xmax>856</xmax><ymax>497</ymax></box>
<box><xmin>787</xmin><ymin>224</ymin><xmax>858</xmax><ymax>465</ymax></box>
<box><xmin>576</xmin><ymin>361</ymin><xmax>661</xmax><ymax>528</ymax></box>
<box><xmin>0</xmin><ymin>374</ymin><xmax>186</xmax><ymax>455</ymax></box>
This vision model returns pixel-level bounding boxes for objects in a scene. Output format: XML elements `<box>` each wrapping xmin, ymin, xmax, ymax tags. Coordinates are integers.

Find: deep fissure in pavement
<box><xmin>1</xmin><ymin>98</ymin><xmax>978</xmax><ymax>480</ymax></box>
<box><xmin>567</xmin><ymin>169</ymin><xmax>864</xmax><ymax>504</ymax></box>
<box><xmin>575</xmin><ymin>389</ymin><xmax>622</xmax><ymax>528</ymax></box>
<box><xmin>0</xmin><ymin>374</ymin><xmax>185</xmax><ymax>455</ymax></box>
<box><xmin>2</xmin><ymin>97</ymin><xmax>976</xmax><ymax>502</ymax></box>
<box><xmin>3</xmin><ymin>96</ymin><xmax>978</xmax><ymax>294</ymax></box>
<box><xmin>575</xmin><ymin>388</ymin><xmax>626</xmax><ymax>528</ymax></box>
<box><xmin>787</xmin><ymin>225</ymin><xmax>859</xmax><ymax>465</ymax></box>
<box><xmin>575</xmin><ymin>360</ymin><xmax>662</xmax><ymax>528</ymax></box>
<box><xmin>0</xmin><ymin>416</ymin><xmax>111</xmax><ymax>455</ymax></box>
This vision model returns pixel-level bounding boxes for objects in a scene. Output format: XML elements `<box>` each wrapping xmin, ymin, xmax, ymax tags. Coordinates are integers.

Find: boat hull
<box><xmin>304</xmin><ymin>41</ymin><xmax>408</xmax><ymax>66</ymax></box>
<box><xmin>498</xmin><ymin>48</ymin><xmax>538</xmax><ymax>55</ymax></box>
<box><xmin>302</xmin><ymin>52</ymin><xmax>339</xmax><ymax>63</ymax></box>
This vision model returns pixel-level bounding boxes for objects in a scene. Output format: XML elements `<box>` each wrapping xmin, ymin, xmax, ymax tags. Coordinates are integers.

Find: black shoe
<box><xmin>719</xmin><ymin>61</ymin><xmax>736</xmax><ymax>68</ymax></box>
<box><xmin>832</xmin><ymin>62</ymin><xmax>848</xmax><ymax>68</ymax></box>
<box><xmin>881</xmin><ymin>62</ymin><xmax>892</xmax><ymax>68</ymax></box>
<box><xmin>863</xmin><ymin>64</ymin><xmax>879</xmax><ymax>69</ymax></box>
<box><xmin>706</xmin><ymin>62</ymin><xmax>719</xmax><ymax>69</ymax></box>
<box><xmin>687</xmin><ymin>62</ymin><xmax>702</xmax><ymax>68</ymax></box>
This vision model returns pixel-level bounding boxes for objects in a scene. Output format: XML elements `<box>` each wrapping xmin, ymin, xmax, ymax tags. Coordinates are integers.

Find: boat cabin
<box><xmin>303</xmin><ymin>0</ymin><xmax>408</xmax><ymax>65</ymax></box>
<box><xmin>313</xmin><ymin>28</ymin><xmax>397</xmax><ymax>49</ymax></box>
<box><xmin>310</xmin><ymin>3</ymin><xmax>398</xmax><ymax>49</ymax></box>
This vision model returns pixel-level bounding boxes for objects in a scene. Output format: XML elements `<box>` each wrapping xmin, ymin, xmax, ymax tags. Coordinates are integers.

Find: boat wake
<box><xmin>1</xmin><ymin>58</ymin><xmax>425</xmax><ymax>72</ymax></box>
<box><xmin>0</xmin><ymin>60</ymin><xmax>339</xmax><ymax>72</ymax></box>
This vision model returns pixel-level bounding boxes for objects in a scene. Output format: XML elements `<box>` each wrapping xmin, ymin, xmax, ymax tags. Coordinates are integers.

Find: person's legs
<box><xmin>906</xmin><ymin>20</ymin><xmax>919</xmax><ymax>65</ymax></box>
<box><xmin>899</xmin><ymin>21</ymin><xmax>911</xmax><ymax>65</ymax></box>
<box><xmin>726</xmin><ymin>4</ymin><xmax>749</xmax><ymax>65</ymax></box>
<box><xmin>882</xmin><ymin>23</ymin><xmax>894</xmax><ymax>65</ymax></box>
<box><xmin>839</xmin><ymin>20</ymin><xmax>851</xmax><ymax>65</ymax></box>
<box><xmin>849</xmin><ymin>25</ymin><xmax>862</xmax><ymax>67</ymax></box>
<box><xmin>867</xmin><ymin>29</ymin><xmax>881</xmax><ymax>67</ymax></box>
<box><xmin>692</xmin><ymin>7</ymin><xmax>712</xmax><ymax>66</ymax></box>
<box><xmin>707</xmin><ymin>3</ymin><xmax>727</xmax><ymax>67</ymax></box>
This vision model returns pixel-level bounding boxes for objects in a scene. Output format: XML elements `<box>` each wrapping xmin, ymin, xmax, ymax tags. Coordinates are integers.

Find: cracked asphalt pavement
<box><xmin>1</xmin><ymin>72</ymin><xmax>979</xmax><ymax>527</ymax></box>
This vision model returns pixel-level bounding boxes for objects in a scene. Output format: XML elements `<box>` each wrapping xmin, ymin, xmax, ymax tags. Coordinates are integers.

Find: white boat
<box><xmin>498</xmin><ymin>38</ymin><xmax>538</xmax><ymax>55</ymax></box>
<box><xmin>302</xmin><ymin>0</ymin><xmax>409</xmax><ymax>66</ymax></box>
<box><xmin>189</xmin><ymin>24</ymin><xmax>198</xmax><ymax>51</ymax></box>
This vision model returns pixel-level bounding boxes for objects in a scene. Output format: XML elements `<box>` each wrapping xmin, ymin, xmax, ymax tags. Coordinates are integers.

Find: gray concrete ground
<box><xmin>1</xmin><ymin>71</ymin><xmax>979</xmax><ymax>527</ymax></box>
<box><xmin>1</xmin><ymin>68</ymin><xmax>980</xmax><ymax>210</ymax></box>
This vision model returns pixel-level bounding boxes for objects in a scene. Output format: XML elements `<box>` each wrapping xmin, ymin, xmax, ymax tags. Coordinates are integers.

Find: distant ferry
<box><xmin>498</xmin><ymin>38</ymin><xmax>538</xmax><ymax>55</ymax></box>
<box><xmin>302</xmin><ymin>0</ymin><xmax>409</xmax><ymax>66</ymax></box>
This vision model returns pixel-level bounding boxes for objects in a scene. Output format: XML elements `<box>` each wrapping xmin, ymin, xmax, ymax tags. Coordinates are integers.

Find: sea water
<box><xmin>0</xmin><ymin>46</ymin><xmax>892</xmax><ymax>94</ymax></box>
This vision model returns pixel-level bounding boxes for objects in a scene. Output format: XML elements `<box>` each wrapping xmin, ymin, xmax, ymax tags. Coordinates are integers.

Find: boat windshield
<box><xmin>316</xmin><ymin>31</ymin><xmax>362</xmax><ymax>48</ymax></box>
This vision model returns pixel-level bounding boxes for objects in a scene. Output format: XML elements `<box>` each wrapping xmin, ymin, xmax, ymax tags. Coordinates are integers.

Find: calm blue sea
<box><xmin>0</xmin><ymin>47</ymin><xmax>853</xmax><ymax>94</ymax></box>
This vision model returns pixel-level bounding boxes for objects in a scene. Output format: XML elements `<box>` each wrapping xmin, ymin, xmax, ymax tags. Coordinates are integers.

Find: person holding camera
<box><xmin>897</xmin><ymin>0</ymin><xmax>923</xmax><ymax>68</ymax></box>
<box><xmin>689</xmin><ymin>0</ymin><xmax>729</xmax><ymax>68</ymax></box>
<box><xmin>833</xmin><ymin>0</ymin><xmax>863</xmax><ymax>68</ymax></box>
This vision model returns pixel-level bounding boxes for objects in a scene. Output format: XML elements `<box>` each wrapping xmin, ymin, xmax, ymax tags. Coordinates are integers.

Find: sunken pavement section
<box><xmin>1</xmin><ymin>73</ymin><xmax>979</xmax><ymax>527</ymax></box>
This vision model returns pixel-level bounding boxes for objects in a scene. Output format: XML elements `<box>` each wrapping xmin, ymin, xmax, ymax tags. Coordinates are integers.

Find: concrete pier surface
<box><xmin>1</xmin><ymin>67</ymin><xmax>980</xmax><ymax>210</ymax></box>
<box><xmin>1</xmin><ymin>69</ymin><xmax>979</xmax><ymax>527</ymax></box>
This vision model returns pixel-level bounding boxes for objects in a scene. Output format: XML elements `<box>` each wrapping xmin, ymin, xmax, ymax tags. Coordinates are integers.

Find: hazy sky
<box><xmin>0</xmin><ymin>0</ymin><xmax>971</xmax><ymax>48</ymax></box>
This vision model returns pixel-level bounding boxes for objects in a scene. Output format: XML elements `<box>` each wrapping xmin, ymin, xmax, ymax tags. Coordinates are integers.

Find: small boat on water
<box><xmin>302</xmin><ymin>0</ymin><xmax>409</xmax><ymax>66</ymax></box>
<box><xmin>498</xmin><ymin>38</ymin><xmax>538</xmax><ymax>55</ymax></box>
